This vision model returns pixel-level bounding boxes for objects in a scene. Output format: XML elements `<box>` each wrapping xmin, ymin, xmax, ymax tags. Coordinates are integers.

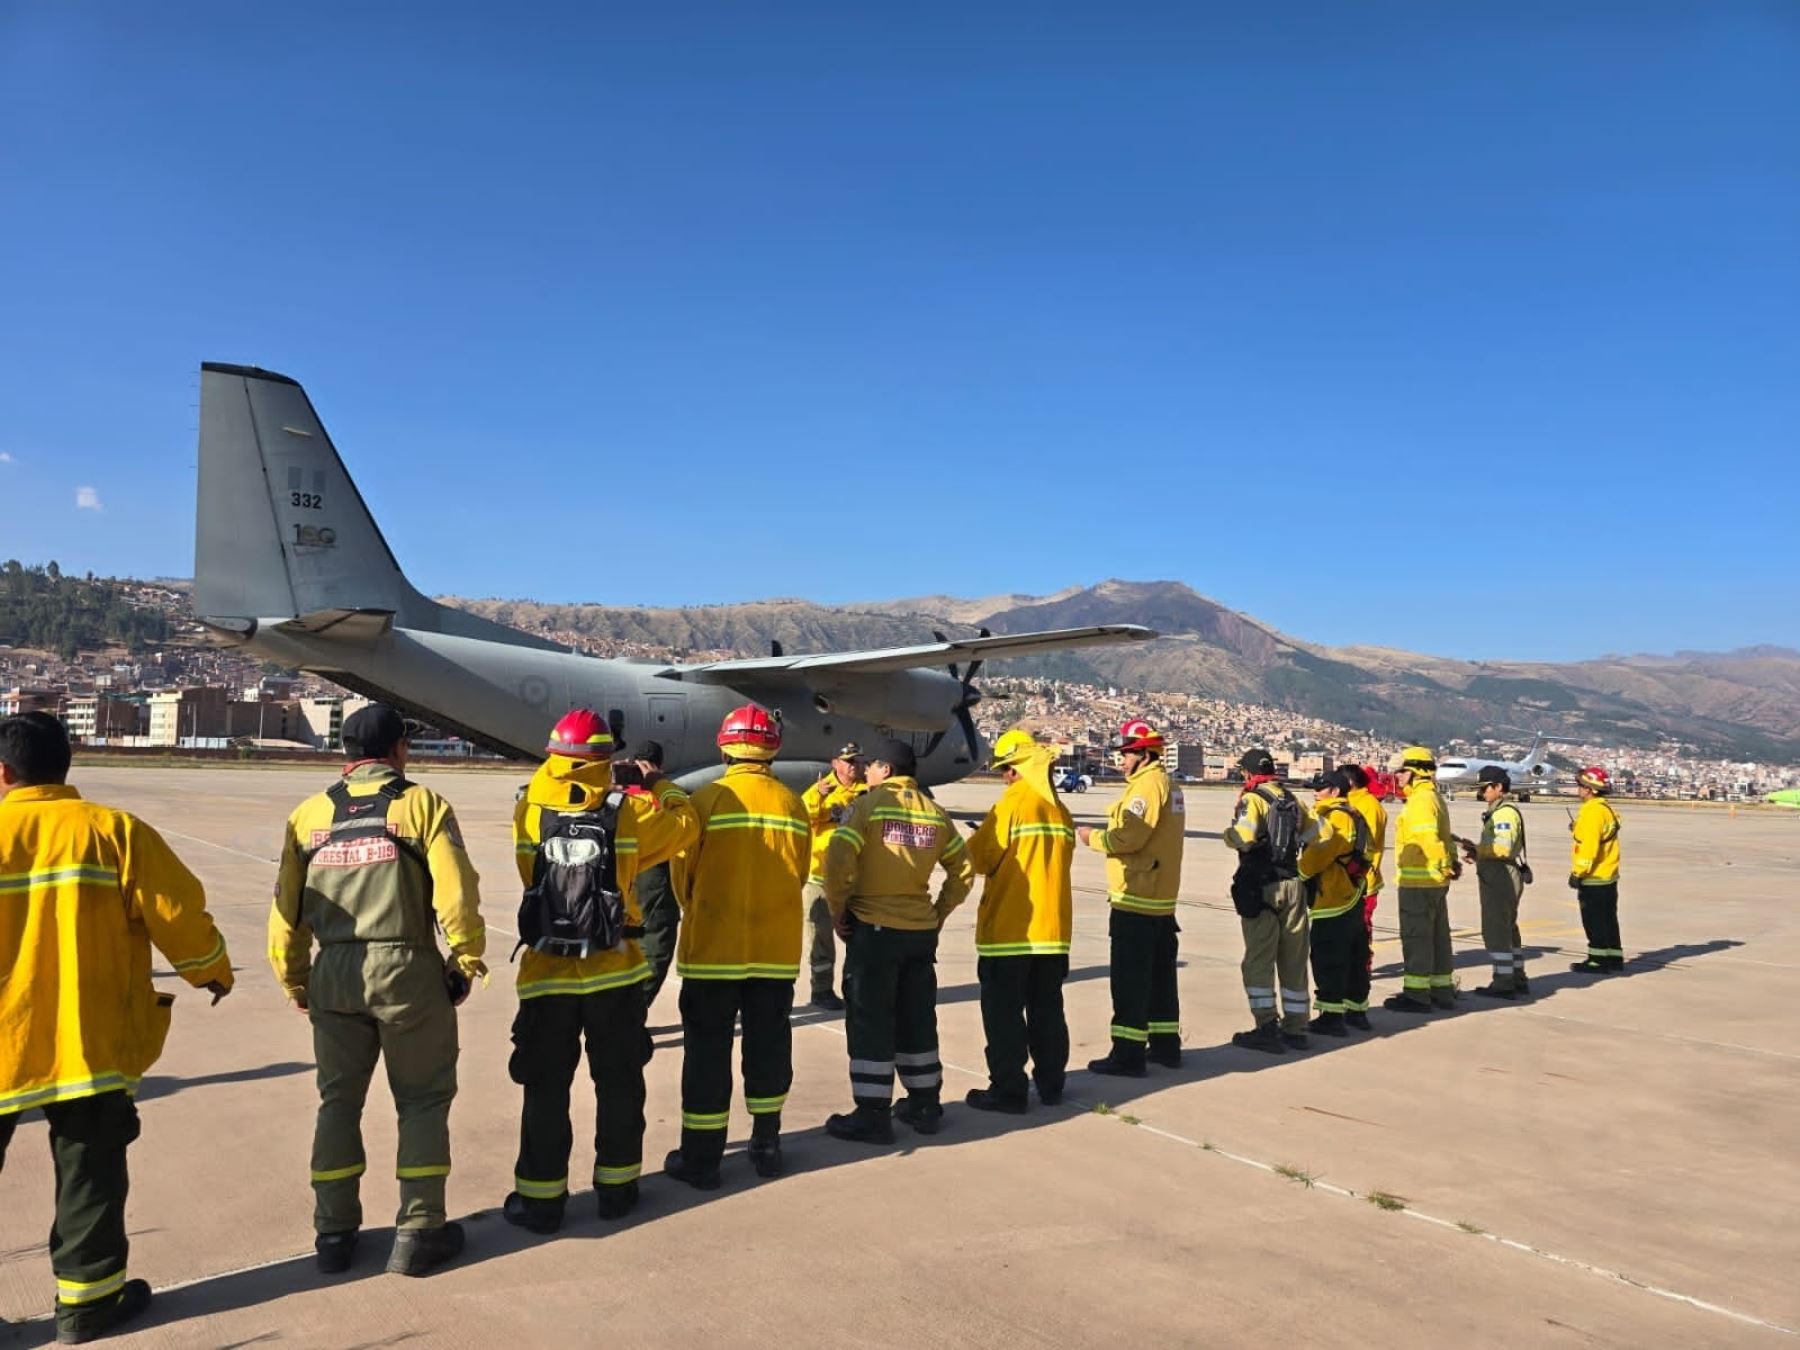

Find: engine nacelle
<box><xmin>806</xmin><ymin>668</ymin><xmax>963</xmax><ymax>732</ymax></box>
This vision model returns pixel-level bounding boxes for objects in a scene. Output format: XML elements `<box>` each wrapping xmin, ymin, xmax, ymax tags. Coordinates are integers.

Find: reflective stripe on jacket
<box><xmin>1570</xmin><ymin>797</ymin><xmax>1621</xmax><ymax>884</ymax></box>
<box><xmin>2</xmin><ymin>785</ymin><xmax>233</xmax><ymax>1116</ymax></box>
<box><xmin>823</xmin><ymin>777</ymin><xmax>974</xmax><ymax>930</ymax></box>
<box><xmin>1090</xmin><ymin>762</ymin><xmax>1185</xmax><ymax>914</ymax></box>
<box><xmin>677</xmin><ymin>763</ymin><xmax>810</xmax><ymax>981</ymax></box>
<box><xmin>511</xmin><ymin>756</ymin><xmax>697</xmax><ymax>999</ymax></box>
<box><xmin>1395</xmin><ymin>779</ymin><xmax>1455</xmax><ymax>887</ymax></box>
<box><xmin>271</xmin><ymin>764</ymin><xmax>486</xmax><ymax>999</ymax></box>
<box><xmin>966</xmin><ymin>748</ymin><xmax>1074</xmax><ymax>956</ymax></box>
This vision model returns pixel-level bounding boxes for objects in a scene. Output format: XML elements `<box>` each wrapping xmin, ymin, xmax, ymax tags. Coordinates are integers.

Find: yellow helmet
<box><xmin>1389</xmin><ymin>745</ymin><xmax>1437</xmax><ymax>775</ymax></box>
<box><xmin>989</xmin><ymin>727</ymin><xmax>1039</xmax><ymax>773</ymax></box>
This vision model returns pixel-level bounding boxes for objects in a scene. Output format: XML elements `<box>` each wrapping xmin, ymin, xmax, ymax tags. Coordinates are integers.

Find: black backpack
<box><xmin>1252</xmin><ymin>785</ymin><xmax>1304</xmax><ymax>880</ymax></box>
<box><xmin>516</xmin><ymin>795</ymin><xmax>642</xmax><ymax>959</ymax></box>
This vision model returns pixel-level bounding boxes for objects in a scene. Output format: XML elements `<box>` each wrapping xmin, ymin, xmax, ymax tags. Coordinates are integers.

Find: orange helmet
<box><xmin>1577</xmin><ymin>765</ymin><xmax>1611</xmax><ymax>793</ymax></box>
<box><xmin>546</xmin><ymin>708</ymin><xmax>616</xmax><ymax>760</ymax></box>
<box><xmin>717</xmin><ymin>704</ymin><xmax>782</xmax><ymax>760</ymax></box>
<box><xmin>1110</xmin><ymin>719</ymin><xmax>1164</xmax><ymax>753</ymax></box>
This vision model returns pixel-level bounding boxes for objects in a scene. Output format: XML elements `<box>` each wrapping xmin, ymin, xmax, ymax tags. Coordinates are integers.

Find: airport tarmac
<box><xmin>3</xmin><ymin>768</ymin><xmax>1797</xmax><ymax>1347</ymax></box>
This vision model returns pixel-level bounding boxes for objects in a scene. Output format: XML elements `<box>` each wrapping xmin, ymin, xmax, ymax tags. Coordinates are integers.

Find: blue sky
<box><xmin>1</xmin><ymin>2</ymin><xmax>1795</xmax><ymax>662</ymax></box>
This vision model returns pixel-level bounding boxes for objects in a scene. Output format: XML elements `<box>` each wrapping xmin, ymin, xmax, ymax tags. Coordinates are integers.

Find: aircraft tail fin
<box><xmin>194</xmin><ymin>363</ymin><xmax>559</xmax><ymax>650</ymax></box>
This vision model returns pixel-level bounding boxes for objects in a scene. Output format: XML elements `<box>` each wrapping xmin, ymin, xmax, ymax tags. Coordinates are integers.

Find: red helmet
<box><xmin>546</xmin><ymin>708</ymin><xmax>615</xmax><ymax>760</ymax></box>
<box><xmin>1110</xmin><ymin>719</ymin><xmax>1165</xmax><ymax>753</ymax></box>
<box><xmin>717</xmin><ymin>704</ymin><xmax>782</xmax><ymax>760</ymax></box>
<box><xmin>1577</xmin><ymin>765</ymin><xmax>1611</xmax><ymax>793</ymax></box>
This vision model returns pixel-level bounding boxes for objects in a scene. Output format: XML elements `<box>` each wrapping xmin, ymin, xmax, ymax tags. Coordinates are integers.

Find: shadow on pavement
<box><xmin>137</xmin><ymin>1061</ymin><xmax>313</xmax><ymax>1102</ymax></box>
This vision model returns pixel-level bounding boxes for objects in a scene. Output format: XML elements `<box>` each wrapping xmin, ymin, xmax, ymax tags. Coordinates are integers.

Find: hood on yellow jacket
<box><xmin>1013</xmin><ymin>745</ymin><xmax>1063</xmax><ymax>806</ymax></box>
<box><xmin>528</xmin><ymin>753</ymin><xmax>615</xmax><ymax>811</ymax></box>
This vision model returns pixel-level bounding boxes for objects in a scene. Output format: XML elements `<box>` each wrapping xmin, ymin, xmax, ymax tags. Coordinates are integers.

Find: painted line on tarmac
<box><xmin>157</xmin><ymin>829</ymin><xmax>519</xmax><ymax>940</ymax></box>
<box><xmin>801</xmin><ymin>1019</ymin><xmax>1798</xmax><ymax>1339</ymax></box>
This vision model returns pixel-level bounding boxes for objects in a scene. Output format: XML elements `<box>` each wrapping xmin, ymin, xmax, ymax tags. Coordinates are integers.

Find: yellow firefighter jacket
<box><xmin>1089</xmin><ymin>760</ymin><xmax>1185</xmax><ymax>915</ymax></box>
<box><xmin>1395</xmin><ymin>777</ymin><xmax>1456</xmax><ymax>888</ymax></box>
<box><xmin>801</xmin><ymin>774</ymin><xmax>867</xmax><ymax>886</ymax></box>
<box><xmin>1570</xmin><ymin>796</ymin><xmax>1621</xmax><ymax>885</ymax></box>
<box><xmin>677</xmin><ymin>762</ymin><xmax>810</xmax><ymax>981</ymax></box>
<box><xmin>1298</xmin><ymin>799</ymin><xmax>1369</xmax><ymax>919</ymax></box>
<box><xmin>1347</xmin><ymin>786</ymin><xmax>1389</xmax><ymax>895</ymax></box>
<box><xmin>510</xmin><ymin>755</ymin><xmax>697</xmax><ymax>999</ymax></box>
<box><xmin>965</xmin><ymin>747</ymin><xmax>1075</xmax><ymax>956</ymax></box>
<box><xmin>823</xmin><ymin>776</ymin><xmax>974</xmax><ymax>930</ymax></box>
<box><xmin>2</xmin><ymin>785</ymin><xmax>234</xmax><ymax>1116</ymax></box>
<box><xmin>1477</xmin><ymin>798</ymin><xmax>1524</xmax><ymax>863</ymax></box>
<box><xmin>271</xmin><ymin>764</ymin><xmax>487</xmax><ymax>1001</ymax></box>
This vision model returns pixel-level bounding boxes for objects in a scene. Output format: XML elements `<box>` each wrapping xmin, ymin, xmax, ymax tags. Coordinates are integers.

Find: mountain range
<box><xmin>445</xmin><ymin>580</ymin><xmax>1800</xmax><ymax>761</ymax></box>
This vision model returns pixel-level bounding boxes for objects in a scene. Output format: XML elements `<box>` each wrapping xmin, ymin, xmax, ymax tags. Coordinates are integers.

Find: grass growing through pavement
<box><xmin>1456</xmin><ymin>1220</ymin><xmax>1485</xmax><ymax>1234</ymax></box>
<box><xmin>1367</xmin><ymin>1190</ymin><xmax>1407</xmax><ymax>1212</ymax></box>
<box><xmin>1118</xmin><ymin>1113</ymin><xmax>1141</xmax><ymax>1126</ymax></box>
<box><xmin>1273</xmin><ymin>1163</ymin><xmax>1316</xmax><ymax>1188</ymax></box>
<box><xmin>1091</xmin><ymin>1102</ymin><xmax>1113</xmax><ymax>1116</ymax></box>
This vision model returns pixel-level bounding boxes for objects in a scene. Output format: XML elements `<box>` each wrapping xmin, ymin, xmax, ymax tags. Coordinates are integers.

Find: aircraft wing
<box><xmin>658</xmin><ymin>624</ymin><xmax>1157</xmax><ymax>684</ymax></box>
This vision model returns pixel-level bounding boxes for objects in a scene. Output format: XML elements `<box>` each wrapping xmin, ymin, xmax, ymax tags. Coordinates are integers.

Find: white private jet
<box><xmin>1435</xmin><ymin>734</ymin><xmax>1576</xmax><ymax>800</ymax></box>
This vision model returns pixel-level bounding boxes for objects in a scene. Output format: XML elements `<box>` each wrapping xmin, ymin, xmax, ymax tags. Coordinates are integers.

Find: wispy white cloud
<box><xmin>0</xmin><ymin>451</ymin><xmax>14</xmax><ymax>464</ymax></box>
<box><xmin>75</xmin><ymin>486</ymin><xmax>103</xmax><ymax>511</ymax></box>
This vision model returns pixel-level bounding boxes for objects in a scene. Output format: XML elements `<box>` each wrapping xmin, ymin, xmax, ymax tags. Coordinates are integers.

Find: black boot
<box><xmin>1280</xmin><ymin>1029</ymin><xmax>1311</xmax><ymax>1050</ymax></box>
<box><xmin>1515</xmin><ymin>971</ymin><xmax>1531</xmax><ymax>994</ymax></box>
<box><xmin>1382</xmin><ymin>993</ymin><xmax>1433</xmax><ymax>1014</ymax></box>
<box><xmin>315</xmin><ymin>1229</ymin><xmax>360</xmax><ymax>1273</ymax></box>
<box><xmin>1035</xmin><ymin>1080</ymin><xmax>1065</xmax><ymax>1106</ymax></box>
<box><xmin>1086</xmin><ymin>1045</ymin><xmax>1148</xmax><ymax>1078</ymax></box>
<box><xmin>808</xmin><ymin>989</ymin><xmax>845</xmax><ymax>1012</ymax></box>
<box><xmin>1147</xmin><ymin>1037</ymin><xmax>1183</xmax><ymax>1068</ymax></box>
<box><xmin>387</xmin><ymin>1222</ymin><xmax>466</xmax><ymax>1277</ymax></box>
<box><xmin>1344</xmin><ymin>1010</ymin><xmax>1373</xmax><ymax>1031</ymax></box>
<box><xmin>55</xmin><ymin>1278</ymin><xmax>152</xmax><ymax>1345</ymax></box>
<box><xmin>502</xmin><ymin>1191</ymin><xmax>564</xmax><ymax>1234</ymax></box>
<box><xmin>1231</xmin><ymin>1023</ymin><xmax>1286</xmax><ymax>1054</ymax></box>
<box><xmin>595</xmin><ymin>1180</ymin><xmax>640</xmax><ymax>1219</ymax></box>
<box><xmin>894</xmin><ymin>1095</ymin><xmax>945</xmax><ymax>1135</ymax></box>
<box><xmin>965</xmin><ymin>1087</ymin><xmax>1029</xmax><ymax>1114</ymax></box>
<box><xmin>1472</xmin><ymin>983</ymin><xmax>1517</xmax><ymax>1000</ymax></box>
<box><xmin>826</xmin><ymin>1105</ymin><xmax>895</xmax><ymax>1145</ymax></box>
<box><xmin>662</xmin><ymin>1148</ymin><xmax>723</xmax><ymax>1191</ymax></box>
<box><xmin>748</xmin><ymin>1115</ymin><xmax>784</xmax><ymax>1178</ymax></box>
<box><xmin>1307</xmin><ymin>1012</ymin><xmax>1348</xmax><ymax>1038</ymax></box>
<box><xmin>1569</xmin><ymin>958</ymin><xmax>1607</xmax><ymax>974</ymax></box>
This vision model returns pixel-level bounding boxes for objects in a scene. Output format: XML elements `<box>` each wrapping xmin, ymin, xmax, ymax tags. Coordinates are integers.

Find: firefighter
<box><xmin>1078</xmin><ymin>720</ymin><xmax>1186</xmax><ymax>1076</ymax></box>
<box><xmin>964</xmin><ymin>729</ymin><xmax>1076</xmax><ymax>1112</ymax></box>
<box><xmin>1223</xmin><ymin>748</ymin><xmax>1320</xmax><ymax>1052</ymax></box>
<box><xmin>663</xmin><ymin>705</ymin><xmax>811</xmax><ymax>1188</ymax></box>
<box><xmin>1568</xmin><ymin>766</ymin><xmax>1624</xmax><ymax>973</ymax></box>
<box><xmin>1</xmin><ymin>713</ymin><xmax>233</xmax><ymax>1343</ymax></box>
<box><xmin>1301</xmin><ymin>769</ymin><xmax>1373</xmax><ymax>1037</ymax></box>
<box><xmin>1457</xmin><ymin>766</ymin><xmax>1531</xmax><ymax>997</ymax></box>
<box><xmin>270</xmin><ymin>704</ymin><xmax>486</xmax><ymax>1276</ymax></box>
<box><xmin>1381</xmin><ymin>745</ymin><xmax>1461</xmax><ymax>1014</ymax></box>
<box><xmin>799</xmin><ymin>743</ymin><xmax>867</xmax><ymax>1011</ymax></box>
<box><xmin>822</xmin><ymin>739</ymin><xmax>974</xmax><ymax>1142</ymax></box>
<box><xmin>1341</xmin><ymin>763</ymin><xmax>1388</xmax><ymax>1030</ymax></box>
<box><xmin>626</xmin><ymin>740</ymin><xmax>684</xmax><ymax>1013</ymax></box>
<box><xmin>503</xmin><ymin>710</ymin><xmax>697</xmax><ymax>1232</ymax></box>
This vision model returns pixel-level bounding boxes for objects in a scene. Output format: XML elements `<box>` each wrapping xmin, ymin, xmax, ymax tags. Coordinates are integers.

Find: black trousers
<box><xmin>1109</xmin><ymin>909</ymin><xmax>1179</xmax><ymax>1061</ymax></box>
<box><xmin>509</xmin><ymin>986</ymin><xmax>650</xmax><ymax>1206</ymax></box>
<box><xmin>637</xmin><ymin>864</ymin><xmax>681</xmax><ymax>1009</ymax></box>
<box><xmin>1309</xmin><ymin>906</ymin><xmax>1370</xmax><ymax>1014</ymax></box>
<box><xmin>977</xmin><ymin>954</ymin><xmax>1069</xmax><ymax>1101</ymax></box>
<box><xmin>844</xmin><ymin>921</ymin><xmax>941</xmax><ymax>1110</ymax></box>
<box><xmin>1578</xmin><ymin>883</ymin><xmax>1624</xmax><ymax>965</ymax></box>
<box><xmin>0</xmin><ymin>1091</ymin><xmax>139</xmax><ymax>1327</ymax></box>
<box><xmin>678</xmin><ymin>977</ymin><xmax>795</xmax><ymax>1165</ymax></box>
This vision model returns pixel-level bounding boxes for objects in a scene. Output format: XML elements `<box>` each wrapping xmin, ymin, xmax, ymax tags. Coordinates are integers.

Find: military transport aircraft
<box><xmin>193</xmin><ymin>363</ymin><xmax>1154</xmax><ymax>789</ymax></box>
